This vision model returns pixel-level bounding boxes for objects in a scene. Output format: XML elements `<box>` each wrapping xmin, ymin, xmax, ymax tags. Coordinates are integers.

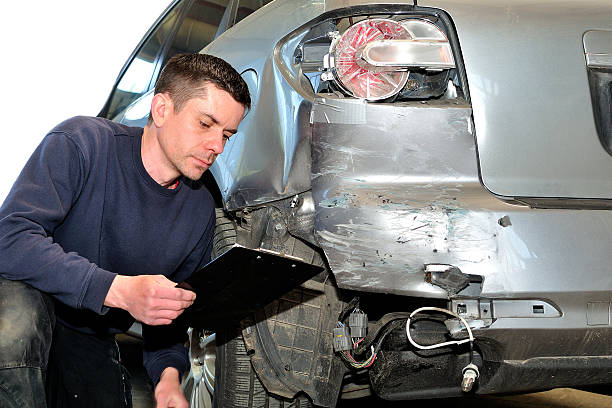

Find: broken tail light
<box><xmin>323</xmin><ymin>18</ymin><xmax>456</xmax><ymax>101</ymax></box>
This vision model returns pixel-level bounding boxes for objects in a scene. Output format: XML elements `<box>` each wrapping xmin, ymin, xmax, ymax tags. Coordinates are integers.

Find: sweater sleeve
<box><xmin>0</xmin><ymin>131</ymin><xmax>116</xmax><ymax>313</ymax></box>
<box><xmin>142</xmin><ymin>322</ymin><xmax>190</xmax><ymax>386</ymax></box>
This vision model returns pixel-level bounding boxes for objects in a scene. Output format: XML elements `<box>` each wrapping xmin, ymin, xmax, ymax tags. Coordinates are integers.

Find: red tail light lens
<box><xmin>332</xmin><ymin>19</ymin><xmax>410</xmax><ymax>100</ymax></box>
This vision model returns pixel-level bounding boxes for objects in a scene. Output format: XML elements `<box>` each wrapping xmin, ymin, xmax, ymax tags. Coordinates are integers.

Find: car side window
<box><xmin>234</xmin><ymin>0</ymin><xmax>273</xmax><ymax>26</ymax></box>
<box><xmin>164</xmin><ymin>0</ymin><xmax>230</xmax><ymax>63</ymax></box>
<box><xmin>105</xmin><ymin>5</ymin><xmax>182</xmax><ymax>120</ymax></box>
<box><xmin>107</xmin><ymin>0</ymin><xmax>233</xmax><ymax>123</ymax></box>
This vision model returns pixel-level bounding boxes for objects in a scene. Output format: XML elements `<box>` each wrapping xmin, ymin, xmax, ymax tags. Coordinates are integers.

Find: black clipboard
<box><xmin>177</xmin><ymin>244</ymin><xmax>324</xmax><ymax>329</ymax></box>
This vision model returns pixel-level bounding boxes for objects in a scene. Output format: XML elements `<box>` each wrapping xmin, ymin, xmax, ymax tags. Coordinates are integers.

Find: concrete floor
<box><xmin>338</xmin><ymin>389</ymin><xmax>612</xmax><ymax>408</ymax></box>
<box><xmin>118</xmin><ymin>338</ymin><xmax>612</xmax><ymax>408</ymax></box>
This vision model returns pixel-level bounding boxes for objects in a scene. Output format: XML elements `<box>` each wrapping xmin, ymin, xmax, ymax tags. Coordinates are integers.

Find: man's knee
<box><xmin>0</xmin><ymin>277</ymin><xmax>55</xmax><ymax>369</ymax></box>
<box><xmin>0</xmin><ymin>367</ymin><xmax>47</xmax><ymax>408</ymax></box>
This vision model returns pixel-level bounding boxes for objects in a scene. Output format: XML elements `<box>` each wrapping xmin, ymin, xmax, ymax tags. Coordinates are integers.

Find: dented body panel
<box><xmin>311</xmin><ymin>98</ymin><xmax>482</xmax><ymax>297</ymax></box>
<box><xmin>310</xmin><ymin>95</ymin><xmax>612</xmax><ymax>336</ymax></box>
<box><xmin>204</xmin><ymin>0</ymin><xmax>325</xmax><ymax>210</ymax></box>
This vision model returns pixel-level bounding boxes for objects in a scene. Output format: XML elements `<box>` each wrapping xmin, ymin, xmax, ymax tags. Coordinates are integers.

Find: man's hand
<box><xmin>104</xmin><ymin>275</ymin><xmax>195</xmax><ymax>325</ymax></box>
<box><xmin>154</xmin><ymin>367</ymin><xmax>188</xmax><ymax>408</ymax></box>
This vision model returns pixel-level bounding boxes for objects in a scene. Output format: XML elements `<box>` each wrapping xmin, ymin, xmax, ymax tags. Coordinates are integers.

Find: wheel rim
<box><xmin>182</xmin><ymin>328</ymin><xmax>216</xmax><ymax>408</ymax></box>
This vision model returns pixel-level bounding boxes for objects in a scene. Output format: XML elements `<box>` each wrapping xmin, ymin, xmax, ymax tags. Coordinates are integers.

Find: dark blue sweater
<box><xmin>0</xmin><ymin>116</ymin><xmax>215</xmax><ymax>384</ymax></box>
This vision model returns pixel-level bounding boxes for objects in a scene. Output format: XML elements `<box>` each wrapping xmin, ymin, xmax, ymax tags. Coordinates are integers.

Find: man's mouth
<box><xmin>193</xmin><ymin>156</ymin><xmax>213</xmax><ymax>168</ymax></box>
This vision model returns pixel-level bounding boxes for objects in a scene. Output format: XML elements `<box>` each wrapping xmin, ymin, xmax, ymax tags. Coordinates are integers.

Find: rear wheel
<box><xmin>214</xmin><ymin>329</ymin><xmax>314</xmax><ymax>407</ymax></box>
<box><xmin>181</xmin><ymin>329</ymin><xmax>215</xmax><ymax>408</ymax></box>
<box><xmin>185</xmin><ymin>208</ymin><xmax>316</xmax><ymax>407</ymax></box>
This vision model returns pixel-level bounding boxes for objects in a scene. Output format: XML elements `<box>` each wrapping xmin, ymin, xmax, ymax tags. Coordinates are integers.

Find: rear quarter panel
<box><xmin>417</xmin><ymin>0</ymin><xmax>612</xmax><ymax>199</ymax></box>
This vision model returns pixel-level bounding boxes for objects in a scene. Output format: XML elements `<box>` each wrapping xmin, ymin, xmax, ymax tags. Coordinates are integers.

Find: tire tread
<box><xmin>213</xmin><ymin>210</ymin><xmax>314</xmax><ymax>408</ymax></box>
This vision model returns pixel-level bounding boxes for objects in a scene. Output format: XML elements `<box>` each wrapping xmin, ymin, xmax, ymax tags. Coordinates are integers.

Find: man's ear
<box><xmin>150</xmin><ymin>93</ymin><xmax>173</xmax><ymax>127</ymax></box>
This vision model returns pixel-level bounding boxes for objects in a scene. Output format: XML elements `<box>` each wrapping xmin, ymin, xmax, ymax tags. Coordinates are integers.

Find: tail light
<box><xmin>329</xmin><ymin>19</ymin><xmax>411</xmax><ymax>100</ymax></box>
<box><xmin>323</xmin><ymin>18</ymin><xmax>456</xmax><ymax>100</ymax></box>
<box><xmin>276</xmin><ymin>7</ymin><xmax>465</xmax><ymax>103</ymax></box>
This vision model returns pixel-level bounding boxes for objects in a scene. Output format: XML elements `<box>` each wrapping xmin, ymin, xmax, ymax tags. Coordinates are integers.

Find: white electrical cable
<box><xmin>405</xmin><ymin>306</ymin><xmax>475</xmax><ymax>350</ymax></box>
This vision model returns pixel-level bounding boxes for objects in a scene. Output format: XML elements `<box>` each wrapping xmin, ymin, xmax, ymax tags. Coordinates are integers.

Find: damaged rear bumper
<box><xmin>310</xmin><ymin>96</ymin><xmax>492</xmax><ymax>297</ymax></box>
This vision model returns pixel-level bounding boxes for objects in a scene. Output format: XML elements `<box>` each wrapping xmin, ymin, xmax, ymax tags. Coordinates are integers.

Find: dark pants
<box><xmin>0</xmin><ymin>278</ymin><xmax>132</xmax><ymax>408</ymax></box>
<box><xmin>46</xmin><ymin>323</ymin><xmax>132</xmax><ymax>408</ymax></box>
<box><xmin>0</xmin><ymin>278</ymin><xmax>54</xmax><ymax>408</ymax></box>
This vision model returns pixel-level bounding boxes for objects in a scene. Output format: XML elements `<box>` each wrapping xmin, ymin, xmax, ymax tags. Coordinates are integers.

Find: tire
<box><xmin>211</xmin><ymin>208</ymin><xmax>237</xmax><ymax>257</ymax></box>
<box><xmin>210</xmin><ymin>208</ymin><xmax>314</xmax><ymax>407</ymax></box>
<box><xmin>214</xmin><ymin>329</ymin><xmax>313</xmax><ymax>408</ymax></box>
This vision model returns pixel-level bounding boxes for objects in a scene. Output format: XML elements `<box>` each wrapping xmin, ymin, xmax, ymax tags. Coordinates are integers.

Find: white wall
<box><xmin>0</xmin><ymin>0</ymin><xmax>172</xmax><ymax>201</ymax></box>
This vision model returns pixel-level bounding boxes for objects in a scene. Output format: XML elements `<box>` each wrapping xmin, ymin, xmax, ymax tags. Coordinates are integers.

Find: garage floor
<box><xmin>343</xmin><ymin>390</ymin><xmax>612</xmax><ymax>408</ymax></box>
<box><xmin>119</xmin><ymin>337</ymin><xmax>612</xmax><ymax>408</ymax></box>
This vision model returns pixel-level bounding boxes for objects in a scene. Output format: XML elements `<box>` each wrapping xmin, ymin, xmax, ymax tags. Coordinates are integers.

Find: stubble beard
<box><xmin>179</xmin><ymin>155</ymin><xmax>214</xmax><ymax>181</ymax></box>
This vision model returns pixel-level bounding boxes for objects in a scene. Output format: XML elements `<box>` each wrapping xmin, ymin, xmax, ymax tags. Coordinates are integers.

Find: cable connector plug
<box><xmin>349</xmin><ymin>311</ymin><xmax>368</xmax><ymax>338</ymax></box>
<box><xmin>333</xmin><ymin>326</ymin><xmax>351</xmax><ymax>352</ymax></box>
<box><xmin>461</xmin><ymin>363</ymin><xmax>479</xmax><ymax>392</ymax></box>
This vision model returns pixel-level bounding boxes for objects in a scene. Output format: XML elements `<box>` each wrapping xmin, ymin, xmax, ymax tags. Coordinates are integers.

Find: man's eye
<box><xmin>200</xmin><ymin>121</ymin><xmax>210</xmax><ymax>128</ymax></box>
<box><xmin>223</xmin><ymin>134</ymin><xmax>232</xmax><ymax>141</ymax></box>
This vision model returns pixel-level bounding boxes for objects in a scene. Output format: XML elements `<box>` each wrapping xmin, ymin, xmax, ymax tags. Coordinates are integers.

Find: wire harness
<box><xmin>405</xmin><ymin>306</ymin><xmax>474</xmax><ymax>350</ymax></box>
<box><xmin>406</xmin><ymin>306</ymin><xmax>479</xmax><ymax>392</ymax></box>
<box><xmin>333</xmin><ymin>300</ymin><xmax>379</xmax><ymax>369</ymax></box>
<box><xmin>333</xmin><ymin>300</ymin><xmax>479</xmax><ymax>387</ymax></box>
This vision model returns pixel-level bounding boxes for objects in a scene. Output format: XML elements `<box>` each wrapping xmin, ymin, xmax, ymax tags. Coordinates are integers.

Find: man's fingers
<box><xmin>150</xmin><ymin>299</ymin><xmax>193</xmax><ymax>311</ymax></box>
<box><xmin>144</xmin><ymin>317</ymin><xmax>174</xmax><ymax>326</ymax></box>
<box><xmin>144</xmin><ymin>308</ymin><xmax>189</xmax><ymax>326</ymax></box>
<box><xmin>162</xmin><ymin>299</ymin><xmax>194</xmax><ymax>312</ymax></box>
<box><xmin>140</xmin><ymin>308</ymin><xmax>184</xmax><ymax>325</ymax></box>
<box><xmin>114</xmin><ymin>275</ymin><xmax>196</xmax><ymax>324</ymax></box>
<box><xmin>158</xmin><ymin>308</ymin><xmax>187</xmax><ymax>320</ymax></box>
<box><xmin>152</xmin><ymin>285</ymin><xmax>196</xmax><ymax>302</ymax></box>
<box><xmin>144</xmin><ymin>297</ymin><xmax>194</xmax><ymax>314</ymax></box>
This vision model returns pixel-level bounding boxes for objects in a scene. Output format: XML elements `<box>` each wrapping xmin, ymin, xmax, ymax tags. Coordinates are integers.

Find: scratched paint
<box><xmin>319</xmin><ymin>193</ymin><xmax>352</xmax><ymax>208</ymax></box>
<box><xmin>311</xmin><ymin>94</ymin><xmax>612</xmax><ymax>309</ymax></box>
<box><xmin>314</xmin><ymin>198</ymin><xmax>500</xmax><ymax>296</ymax></box>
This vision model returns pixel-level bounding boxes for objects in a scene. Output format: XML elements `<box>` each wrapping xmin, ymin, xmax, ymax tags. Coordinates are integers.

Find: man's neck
<box><xmin>141</xmin><ymin>125</ymin><xmax>180</xmax><ymax>188</ymax></box>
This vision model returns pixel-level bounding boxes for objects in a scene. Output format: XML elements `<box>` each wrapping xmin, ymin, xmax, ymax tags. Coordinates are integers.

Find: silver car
<box><xmin>102</xmin><ymin>0</ymin><xmax>612</xmax><ymax>406</ymax></box>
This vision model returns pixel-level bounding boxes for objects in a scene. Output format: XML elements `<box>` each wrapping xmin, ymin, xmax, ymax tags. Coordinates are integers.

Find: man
<box><xmin>0</xmin><ymin>53</ymin><xmax>250</xmax><ymax>408</ymax></box>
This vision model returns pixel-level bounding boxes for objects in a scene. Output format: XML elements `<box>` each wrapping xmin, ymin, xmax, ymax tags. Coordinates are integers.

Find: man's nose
<box><xmin>209</xmin><ymin>132</ymin><xmax>225</xmax><ymax>154</ymax></box>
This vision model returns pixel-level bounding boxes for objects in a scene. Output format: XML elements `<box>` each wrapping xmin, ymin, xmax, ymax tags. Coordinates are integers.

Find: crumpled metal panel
<box><xmin>310</xmin><ymin>96</ymin><xmax>612</xmax><ymax>309</ymax></box>
<box><xmin>311</xmin><ymin>97</ymin><xmax>490</xmax><ymax>298</ymax></box>
<box><xmin>203</xmin><ymin>0</ymin><xmax>325</xmax><ymax>211</ymax></box>
<box><xmin>210</xmin><ymin>90</ymin><xmax>313</xmax><ymax>210</ymax></box>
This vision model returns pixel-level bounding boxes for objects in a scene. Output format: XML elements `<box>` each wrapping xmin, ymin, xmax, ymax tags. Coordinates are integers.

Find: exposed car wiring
<box><xmin>405</xmin><ymin>306</ymin><xmax>475</xmax><ymax>364</ymax></box>
<box><xmin>352</xmin><ymin>337</ymin><xmax>364</xmax><ymax>348</ymax></box>
<box><xmin>341</xmin><ymin>345</ymin><xmax>377</xmax><ymax>369</ymax></box>
<box><xmin>352</xmin><ymin>312</ymin><xmax>411</xmax><ymax>355</ymax></box>
<box><xmin>336</xmin><ymin>302</ymin><xmax>377</xmax><ymax>369</ymax></box>
<box><xmin>336</xmin><ymin>301</ymin><xmax>477</xmax><ymax>371</ymax></box>
<box><xmin>336</xmin><ymin>302</ymin><xmax>408</xmax><ymax>369</ymax></box>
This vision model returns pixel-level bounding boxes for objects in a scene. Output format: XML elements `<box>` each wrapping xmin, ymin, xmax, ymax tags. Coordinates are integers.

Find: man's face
<box><xmin>158</xmin><ymin>84</ymin><xmax>245</xmax><ymax>181</ymax></box>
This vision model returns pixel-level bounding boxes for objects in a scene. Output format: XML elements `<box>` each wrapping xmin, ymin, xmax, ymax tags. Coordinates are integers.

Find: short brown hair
<box><xmin>152</xmin><ymin>53</ymin><xmax>251</xmax><ymax>119</ymax></box>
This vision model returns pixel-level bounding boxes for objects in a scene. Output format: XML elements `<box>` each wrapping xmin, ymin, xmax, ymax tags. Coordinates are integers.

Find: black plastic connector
<box><xmin>333</xmin><ymin>326</ymin><xmax>351</xmax><ymax>351</ymax></box>
<box><xmin>349</xmin><ymin>311</ymin><xmax>368</xmax><ymax>338</ymax></box>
